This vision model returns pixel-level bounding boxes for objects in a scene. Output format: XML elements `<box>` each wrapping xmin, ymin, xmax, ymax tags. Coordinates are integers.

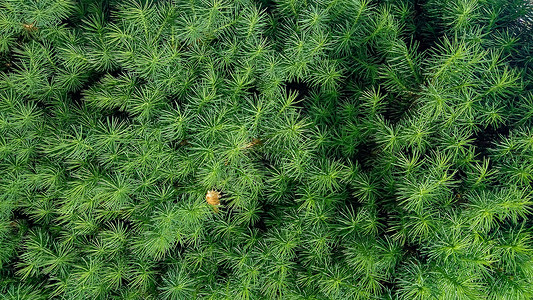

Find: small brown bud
<box><xmin>23</xmin><ymin>22</ymin><xmax>38</xmax><ymax>32</ymax></box>
<box><xmin>206</xmin><ymin>190</ymin><xmax>221</xmax><ymax>212</ymax></box>
<box><xmin>243</xmin><ymin>138</ymin><xmax>262</xmax><ymax>150</ymax></box>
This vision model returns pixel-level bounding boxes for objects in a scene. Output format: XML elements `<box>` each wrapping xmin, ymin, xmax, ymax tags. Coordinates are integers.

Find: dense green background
<box><xmin>1</xmin><ymin>0</ymin><xmax>533</xmax><ymax>299</ymax></box>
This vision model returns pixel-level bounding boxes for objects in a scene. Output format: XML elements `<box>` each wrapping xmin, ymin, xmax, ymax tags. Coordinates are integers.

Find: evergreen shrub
<box><xmin>1</xmin><ymin>0</ymin><xmax>533</xmax><ymax>299</ymax></box>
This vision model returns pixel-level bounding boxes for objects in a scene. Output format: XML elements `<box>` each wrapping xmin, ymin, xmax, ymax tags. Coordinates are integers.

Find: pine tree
<box><xmin>1</xmin><ymin>0</ymin><xmax>533</xmax><ymax>298</ymax></box>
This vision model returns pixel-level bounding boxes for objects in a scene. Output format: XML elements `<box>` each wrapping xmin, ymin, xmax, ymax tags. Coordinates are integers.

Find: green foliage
<box><xmin>1</xmin><ymin>0</ymin><xmax>533</xmax><ymax>298</ymax></box>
